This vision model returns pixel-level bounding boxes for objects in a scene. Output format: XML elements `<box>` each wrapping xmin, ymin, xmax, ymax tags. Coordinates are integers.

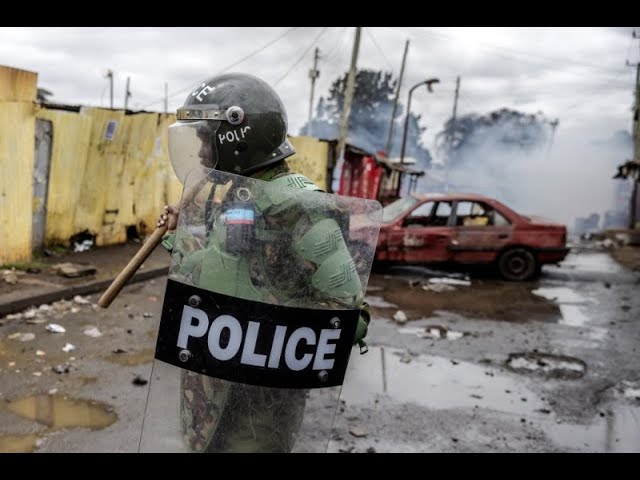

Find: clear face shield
<box><xmin>168</xmin><ymin>119</ymin><xmax>221</xmax><ymax>184</ymax></box>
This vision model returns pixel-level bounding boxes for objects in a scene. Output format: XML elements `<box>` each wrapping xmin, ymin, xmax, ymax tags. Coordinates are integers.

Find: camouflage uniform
<box><xmin>168</xmin><ymin>160</ymin><xmax>370</xmax><ymax>453</ymax></box>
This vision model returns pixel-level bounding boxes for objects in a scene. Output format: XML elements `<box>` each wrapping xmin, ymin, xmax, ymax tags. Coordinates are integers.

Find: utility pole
<box><xmin>384</xmin><ymin>39</ymin><xmax>409</xmax><ymax>156</ymax></box>
<box><xmin>307</xmin><ymin>47</ymin><xmax>320</xmax><ymax>137</ymax></box>
<box><xmin>124</xmin><ymin>76</ymin><xmax>131</xmax><ymax>111</ymax></box>
<box><xmin>105</xmin><ymin>69</ymin><xmax>114</xmax><ymax>109</ymax></box>
<box><xmin>164</xmin><ymin>82</ymin><xmax>168</xmax><ymax>114</ymax></box>
<box><xmin>336</xmin><ymin>27</ymin><xmax>361</xmax><ymax>176</ymax></box>
<box><xmin>626</xmin><ymin>30</ymin><xmax>640</xmax><ymax>229</ymax></box>
<box><xmin>445</xmin><ymin>76</ymin><xmax>460</xmax><ymax>192</ymax></box>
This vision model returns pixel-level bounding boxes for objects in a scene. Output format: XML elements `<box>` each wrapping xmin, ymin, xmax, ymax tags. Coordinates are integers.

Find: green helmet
<box><xmin>168</xmin><ymin>72</ymin><xmax>295</xmax><ymax>182</ymax></box>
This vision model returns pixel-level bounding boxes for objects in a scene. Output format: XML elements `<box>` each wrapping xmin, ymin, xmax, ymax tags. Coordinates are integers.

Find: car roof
<box><xmin>412</xmin><ymin>192</ymin><xmax>499</xmax><ymax>203</ymax></box>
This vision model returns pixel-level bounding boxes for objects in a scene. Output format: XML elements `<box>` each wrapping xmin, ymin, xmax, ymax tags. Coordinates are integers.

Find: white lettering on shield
<box><xmin>177</xmin><ymin>306</ymin><xmax>341</xmax><ymax>371</ymax></box>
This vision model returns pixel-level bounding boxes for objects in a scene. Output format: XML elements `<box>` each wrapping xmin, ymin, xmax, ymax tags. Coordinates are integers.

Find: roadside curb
<box><xmin>0</xmin><ymin>266</ymin><xmax>169</xmax><ymax>317</ymax></box>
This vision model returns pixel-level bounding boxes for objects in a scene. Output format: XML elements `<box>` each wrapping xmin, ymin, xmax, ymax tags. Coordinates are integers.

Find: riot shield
<box><xmin>139</xmin><ymin>167</ymin><xmax>382</xmax><ymax>452</ymax></box>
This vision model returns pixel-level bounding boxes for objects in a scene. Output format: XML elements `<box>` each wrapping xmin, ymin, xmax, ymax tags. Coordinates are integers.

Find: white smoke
<box><xmin>441</xmin><ymin>125</ymin><xmax>633</xmax><ymax>230</ymax></box>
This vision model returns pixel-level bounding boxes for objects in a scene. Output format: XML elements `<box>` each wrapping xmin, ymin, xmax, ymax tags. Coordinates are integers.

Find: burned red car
<box><xmin>373</xmin><ymin>193</ymin><xmax>569</xmax><ymax>281</ymax></box>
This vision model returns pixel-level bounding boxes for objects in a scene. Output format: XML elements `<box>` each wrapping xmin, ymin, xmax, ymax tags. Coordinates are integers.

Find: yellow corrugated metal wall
<box><xmin>0</xmin><ymin>66</ymin><xmax>37</xmax><ymax>265</ymax></box>
<box><xmin>71</xmin><ymin>108</ymin><xmax>123</xmax><ymax>245</ymax></box>
<box><xmin>287</xmin><ymin>136</ymin><xmax>329</xmax><ymax>189</ymax></box>
<box><xmin>1</xmin><ymin>62</ymin><xmax>329</xmax><ymax>264</ymax></box>
<box><xmin>36</xmin><ymin>109</ymin><xmax>93</xmax><ymax>245</ymax></box>
<box><xmin>0</xmin><ymin>66</ymin><xmax>37</xmax><ymax>102</ymax></box>
<box><xmin>0</xmin><ymin>102</ymin><xmax>36</xmax><ymax>264</ymax></box>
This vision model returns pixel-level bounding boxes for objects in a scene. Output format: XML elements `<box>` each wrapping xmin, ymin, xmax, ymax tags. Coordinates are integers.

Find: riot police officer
<box><xmin>149</xmin><ymin>72</ymin><xmax>377</xmax><ymax>453</ymax></box>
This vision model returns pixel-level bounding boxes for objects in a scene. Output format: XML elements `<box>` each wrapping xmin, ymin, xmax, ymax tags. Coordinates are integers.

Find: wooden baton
<box><xmin>98</xmin><ymin>224</ymin><xmax>168</xmax><ymax>308</ymax></box>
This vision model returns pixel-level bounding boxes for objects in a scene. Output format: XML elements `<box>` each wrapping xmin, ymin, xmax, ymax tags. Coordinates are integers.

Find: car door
<box><xmin>450</xmin><ymin>200</ymin><xmax>514</xmax><ymax>263</ymax></box>
<box><xmin>388</xmin><ymin>200</ymin><xmax>454</xmax><ymax>263</ymax></box>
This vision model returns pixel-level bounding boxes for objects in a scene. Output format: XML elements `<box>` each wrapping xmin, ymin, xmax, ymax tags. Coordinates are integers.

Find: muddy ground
<box><xmin>0</xmin><ymin>247</ymin><xmax>639</xmax><ymax>453</ymax></box>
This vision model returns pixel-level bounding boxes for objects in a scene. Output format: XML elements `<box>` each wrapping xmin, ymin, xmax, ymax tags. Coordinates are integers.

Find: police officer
<box><xmin>155</xmin><ymin>72</ymin><xmax>372</xmax><ymax>453</ymax></box>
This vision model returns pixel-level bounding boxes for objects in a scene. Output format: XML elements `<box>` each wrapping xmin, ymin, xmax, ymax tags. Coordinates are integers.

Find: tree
<box><xmin>37</xmin><ymin>87</ymin><xmax>54</xmax><ymax>103</ymax></box>
<box><xmin>300</xmin><ymin>69</ymin><xmax>433</xmax><ymax>169</ymax></box>
<box><xmin>436</xmin><ymin>108</ymin><xmax>553</xmax><ymax>168</ymax></box>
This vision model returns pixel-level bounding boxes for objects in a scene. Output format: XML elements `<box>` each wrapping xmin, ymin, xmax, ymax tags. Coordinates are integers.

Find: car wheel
<box><xmin>498</xmin><ymin>248</ymin><xmax>537</xmax><ymax>281</ymax></box>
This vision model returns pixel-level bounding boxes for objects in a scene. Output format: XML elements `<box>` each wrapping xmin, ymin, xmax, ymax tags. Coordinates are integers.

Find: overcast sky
<box><xmin>1</xmin><ymin>27</ymin><xmax>637</xmax><ymax>152</ymax></box>
<box><xmin>1</xmin><ymin>27</ymin><xmax>639</xmax><ymax>224</ymax></box>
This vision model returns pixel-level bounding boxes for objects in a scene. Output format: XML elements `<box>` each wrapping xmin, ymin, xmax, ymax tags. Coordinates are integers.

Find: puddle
<box><xmin>546</xmin><ymin>404</ymin><xmax>640</xmax><ymax>452</ymax></box>
<box><xmin>561</xmin><ymin>252</ymin><xmax>627</xmax><ymax>274</ymax></box>
<box><xmin>532</xmin><ymin>287</ymin><xmax>602</xmax><ymax>330</ymax></box>
<box><xmin>5</xmin><ymin>395</ymin><xmax>117</xmax><ymax>430</ymax></box>
<box><xmin>341</xmin><ymin>346</ymin><xmax>545</xmax><ymax>416</ymax></box>
<box><xmin>0</xmin><ymin>433</ymin><xmax>39</xmax><ymax>453</ymax></box>
<box><xmin>505</xmin><ymin>352</ymin><xmax>586</xmax><ymax>379</ymax></box>
<box><xmin>105</xmin><ymin>348</ymin><xmax>154</xmax><ymax>366</ymax></box>
<box><xmin>532</xmin><ymin>287</ymin><xmax>586</xmax><ymax>304</ymax></box>
<box><xmin>370</xmin><ymin>275</ymin><xmax>560</xmax><ymax>323</ymax></box>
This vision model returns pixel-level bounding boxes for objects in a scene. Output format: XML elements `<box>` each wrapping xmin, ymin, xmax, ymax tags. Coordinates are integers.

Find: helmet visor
<box><xmin>168</xmin><ymin>120</ymin><xmax>220</xmax><ymax>183</ymax></box>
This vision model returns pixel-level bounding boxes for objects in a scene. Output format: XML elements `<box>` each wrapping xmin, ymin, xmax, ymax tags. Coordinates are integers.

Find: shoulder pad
<box><xmin>270</xmin><ymin>173</ymin><xmax>323</xmax><ymax>191</ymax></box>
<box><xmin>258</xmin><ymin>173</ymin><xmax>323</xmax><ymax>208</ymax></box>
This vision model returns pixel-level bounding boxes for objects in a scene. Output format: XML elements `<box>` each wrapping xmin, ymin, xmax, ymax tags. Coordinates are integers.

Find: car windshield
<box><xmin>382</xmin><ymin>196</ymin><xmax>419</xmax><ymax>223</ymax></box>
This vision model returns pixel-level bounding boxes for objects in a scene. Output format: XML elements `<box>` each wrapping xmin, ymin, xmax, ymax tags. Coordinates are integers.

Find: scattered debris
<box><xmin>2</xmin><ymin>270</ymin><xmax>18</xmax><ymax>285</ymax></box>
<box><xmin>143</xmin><ymin>312</ymin><xmax>153</xmax><ymax>318</ymax></box>
<box><xmin>616</xmin><ymin>380</ymin><xmax>640</xmax><ymax>401</ymax></box>
<box><xmin>419</xmin><ymin>325</ymin><xmax>465</xmax><ymax>341</ymax></box>
<box><xmin>132</xmin><ymin>376</ymin><xmax>148</xmax><ymax>386</ymax></box>
<box><xmin>23</xmin><ymin>309</ymin><xmax>37</xmax><ymax>320</ymax></box>
<box><xmin>73</xmin><ymin>239</ymin><xmax>94</xmax><ymax>253</ymax></box>
<box><xmin>48</xmin><ymin>388</ymin><xmax>58</xmax><ymax>395</ymax></box>
<box><xmin>112</xmin><ymin>348</ymin><xmax>127</xmax><ymax>354</ymax></box>
<box><xmin>470</xmin><ymin>394</ymin><xmax>483</xmax><ymax>399</ymax></box>
<box><xmin>339</xmin><ymin>446</ymin><xmax>356</xmax><ymax>453</ymax></box>
<box><xmin>33</xmin><ymin>372</ymin><xmax>42</xmax><ymax>377</ymax></box>
<box><xmin>147</xmin><ymin>296</ymin><xmax>158</xmax><ymax>302</ymax></box>
<box><xmin>9</xmin><ymin>332</ymin><xmax>36</xmax><ymax>342</ymax></box>
<box><xmin>506</xmin><ymin>352</ymin><xmax>587</xmax><ymax>379</ymax></box>
<box><xmin>25</xmin><ymin>318</ymin><xmax>46</xmax><ymax>325</ymax></box>
<box><xmin>54</xmin><ymin>262</ymin><xmax>97</xmax><ymax>278</ymax></box>
<box><xmin>46</xmin><ymin>323</ymin><xmax>66</xmax><ymax>334</ymax></box>
<box><xmin>70</xmin><ymin>307</ymin><xmax>80</xmax><ymax>314</ymax></box>
<box><xmin>393</xmin><ymin>310</ymin><xmax>408</xmax><ymax>324</ymax></box>
<box><xmin>422</xmin><ymin>283</ymin><xmax>456</xmax><ymax>293</ymax></box>
<box><xmin>38</xmin><ymin>304</ymin><xmax>52</xmax><ymax>312</ymax></box>
<box><xmin>35</xmin><ymin>350</ymin><xmax>46</xmax><ymax>357</ymax></box>
<box><xmin>52</xmin><ymin>363</ymin><xmax>73</xmax><ymax>374</ymax></box>
<box><xmin>62</xmin><ymin>343</ymin><xmax>76</xmax><ymax>353</ymax></box>
<box><xmin>427</xmin><ymin>277</ymin><xmax>471</xmax><ymax>287</ymax></box>
<box><xmin>73</xmin><ymin>295</ymin><xmax>91</xmax><ymax>305</ymax></box>
<box><xmin>399</xmin><ymin>354</ymin><xmax>412</xmax><ymax>364</ymax></box>
<box><xmin>535</xmin><ymin>408</ymin><xmax>552</xmax><ymax>414</ymax></box>
<box><xmin>5</xmin><ymin>313</ymin><xmax>24</xmax><ymax>321</ymax></box>
<box><xmin>349</xmin><ymin>426</ymin><xmax>368</xmax><ymax>438</ymax></box>
<box><xmin>83</xmin><ymin>327</ymin><xmax>103</xmax><ymax>338</ymax></box>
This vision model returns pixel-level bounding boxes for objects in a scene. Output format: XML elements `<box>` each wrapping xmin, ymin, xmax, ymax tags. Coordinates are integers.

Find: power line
<box><xmin>273</xmin><ymin>27</ymin><xmax>329</xmax><ymax>87</ymax></box>
<box><xmin>364</xmin><ymin>27</ymin><xmax>394</xmax><ymax>71</ymax></box>
<box><xmin>322</xmin><ymin>27</ymin><xmax>349</xmax><ymax>63</ymax></box>
<box><xmin>417</xmin><ymin>27</ymin><xmax>630</xmax><ymax>77</ymax></box>
<box><xmin>387</xmin><ymin>27</ymin><xmax>632</xmax><ymax>84</ymax></box>
<box><xmin>142</xmin><ymin>27</ymin><xmax>300</xmax><ymax>109</ymax></box>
